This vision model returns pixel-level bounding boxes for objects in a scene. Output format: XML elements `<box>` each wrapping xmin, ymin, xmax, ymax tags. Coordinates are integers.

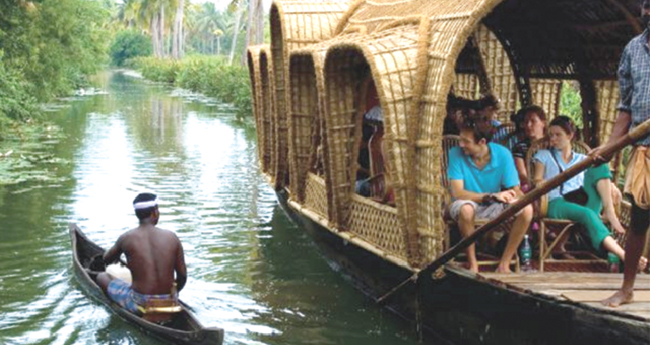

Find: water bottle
<box><xmin>520</xmin><ymin>234</ymin><xmax>533</xmax><ymax>272</ymax></box>
<box><xmin>608</xmin><ymin>252</ymin><xmax>621</xmax><ymax>273</ymax></box>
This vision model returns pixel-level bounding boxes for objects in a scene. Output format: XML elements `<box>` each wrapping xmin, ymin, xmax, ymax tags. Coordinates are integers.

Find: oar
<box><xmin>377</xmin><ymin>117</ymin><xmax>650</xmax><ymax>305</ymax></box>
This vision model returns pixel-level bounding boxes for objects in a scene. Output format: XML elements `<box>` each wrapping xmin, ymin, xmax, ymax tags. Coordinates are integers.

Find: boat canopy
<box><xmin>249</xmin><ymin>0</ymin><xmax>641</xmax><ymax>269</ymax></box>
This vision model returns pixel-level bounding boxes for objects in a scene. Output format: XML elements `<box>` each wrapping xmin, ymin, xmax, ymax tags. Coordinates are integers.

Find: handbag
<box><xmin>550</xmin><ymin>149</ymin><xmax>588</xmax><ymax>206</ymax></box>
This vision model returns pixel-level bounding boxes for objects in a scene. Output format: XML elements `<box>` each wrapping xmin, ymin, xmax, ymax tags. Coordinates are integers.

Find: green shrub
<box><xmin>133</xmin><ymin>55</ymin><xmax>252</xmax><ymax>116</ymax></box>
<box><xmin>110</xmin><ymin>30</ymin><xmax>152</xmax><ymax>67</ymax></box>
<box><xmin>0</xmin><ymin>56</ymin><xmax>40</xmax><ymax>123</ymax></box>
<box><xmin>560</xmin><ymin>81</ymin><xmax>584</xmax><ymax>129</ymax></box>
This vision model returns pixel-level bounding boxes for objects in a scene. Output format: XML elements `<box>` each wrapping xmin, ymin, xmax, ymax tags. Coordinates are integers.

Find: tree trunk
<box><xmin>229</xmin><ymin>8</ymin><xmax>243</xmax><ymax>65</ymax></box>
<box><xmin>254</xmin><ymin>0</ymin><xmax>263</xmax><ymax>45</ymax></box>
<box><xmin>158</xmin><ymin>5</ymin><xmax>165</xmax><ymax>57</ymax></box>
<box><xmin>151</xmin><ymin>13</ymin><xmax>161</xmax><ymax>57</ymax></box>
<box><xmin>243</xmin><ymin>0</ymin><xmax>264</xmax><ymax>65</ymax></box>
<box><xmin>171</xmin><ymin>0</ymin><xmax>184</xmax><ymax>59</ymax></box>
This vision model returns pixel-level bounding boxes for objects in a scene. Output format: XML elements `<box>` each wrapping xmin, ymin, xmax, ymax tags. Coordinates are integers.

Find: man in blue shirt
<box><xmin>599</xmin><ymin>0</ymin><xmax>650</xmax><ymax>308</ymax></box>
<box><xmin>447</xmin><ymin>112</ymin><xmax>533</xmax><ymax>273</ymax></box>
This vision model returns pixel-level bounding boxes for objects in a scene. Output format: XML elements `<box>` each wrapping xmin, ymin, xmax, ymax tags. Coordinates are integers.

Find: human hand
<box><xmin>589</xmin><ymin>145</ymin><xmax>612</xmax><ymax>164</ymax></box>
<box><xmin>494</xmin><ymin>190</ymin><xmax>517</xmax><ymax>204</ymax></box>
<box><xmin>611</xmin><ymin>181</ymin><xmax>622</xmax><ymax>206</ymax></box>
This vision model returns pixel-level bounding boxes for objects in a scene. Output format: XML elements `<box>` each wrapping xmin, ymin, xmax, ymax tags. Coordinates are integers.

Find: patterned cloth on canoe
<box><xmin>107</xmin><ymin>279</ymin><xmax>179</xmax><ymax>315</ymax></box>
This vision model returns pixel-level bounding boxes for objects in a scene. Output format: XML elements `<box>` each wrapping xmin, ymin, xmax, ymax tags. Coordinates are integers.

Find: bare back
<box><xmin>115</xmin><ymin>225</ymin><xmax>185</xmax><ymax>295</ymax></box>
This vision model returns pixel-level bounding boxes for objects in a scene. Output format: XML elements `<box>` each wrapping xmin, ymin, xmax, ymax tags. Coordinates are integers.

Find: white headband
<box><xmin>133</xmin><ymin>198</ymin><xmax>158</xmax><ymax>210</ymax></box>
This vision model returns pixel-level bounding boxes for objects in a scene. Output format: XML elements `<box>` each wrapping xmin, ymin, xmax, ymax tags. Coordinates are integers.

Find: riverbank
<box><xmin>128</xmin><ymin>56</ymin><xmax>252</xmax><ymax>117</ymax></box>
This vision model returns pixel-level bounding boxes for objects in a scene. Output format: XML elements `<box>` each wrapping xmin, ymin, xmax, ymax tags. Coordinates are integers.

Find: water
<box><xmin>0</xmin><ymin>71</ymin><xmax>418</xmax><ymax>345</ymax></box>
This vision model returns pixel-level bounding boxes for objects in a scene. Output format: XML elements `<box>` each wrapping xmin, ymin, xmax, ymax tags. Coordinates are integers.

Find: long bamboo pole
<box><xmin>377</xmin><ymin>118</ymin><xmax>650</xmax><ymax>305</ymax></box>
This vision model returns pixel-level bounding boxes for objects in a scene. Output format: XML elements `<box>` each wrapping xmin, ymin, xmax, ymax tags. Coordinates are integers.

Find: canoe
<box><xmin>69</xmin><ymin>223</ymin><xmax>224</xmax><ymax>345</ymax></box>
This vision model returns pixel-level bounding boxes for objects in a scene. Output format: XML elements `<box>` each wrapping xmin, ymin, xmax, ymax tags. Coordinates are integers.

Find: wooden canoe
<box><xmin>69</xmin><ymin>223</ymin><xmax>224</xmax><ymax>345</ymax></box>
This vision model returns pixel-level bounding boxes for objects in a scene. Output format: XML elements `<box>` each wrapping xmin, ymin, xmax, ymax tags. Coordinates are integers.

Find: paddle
<box><xmin>377</xmin><ymin>117</ymin><xmax>650</xmax><ymax>305</ymax></box>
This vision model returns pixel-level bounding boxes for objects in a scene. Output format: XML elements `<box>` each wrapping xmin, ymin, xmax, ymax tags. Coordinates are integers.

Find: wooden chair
<box><xmin>525</xmin><ymin>138</ymin><xmax>604</xmax><ymax>271</ymax></box>
<box><xmin>441</xmin><ymin>135</ymin><xmax>519</xmax><ymax>272</ymax></box>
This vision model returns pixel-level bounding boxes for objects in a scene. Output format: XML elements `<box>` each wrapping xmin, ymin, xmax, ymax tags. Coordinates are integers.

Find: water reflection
<box><xmin>0</xmin><ymin>70</ymin><xmax>419</xmax><ymax>345</ymax></box>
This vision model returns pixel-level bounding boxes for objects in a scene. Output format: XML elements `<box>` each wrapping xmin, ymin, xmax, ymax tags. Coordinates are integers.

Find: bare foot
<box><xmin>639</xmin><ymin>256</ymin><xmax>648</xmax><ymax>272</ymax></box>
<box><xmin>608</xmin><ymin>216</ymin><xmax>626</xmax><ymax>236</ymax></box>
<box><xmin>601</xmin><ymin>289</ymin><xmax>634</xmax><ymax>307</ymax></box>
<box><xmin>495</xmin><ymin>264</ymin><xmax>512</xmax><ymax>273</ymax></box>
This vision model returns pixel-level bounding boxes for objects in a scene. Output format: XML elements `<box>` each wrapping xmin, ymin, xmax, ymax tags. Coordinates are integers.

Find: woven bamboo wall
<box><xmin>595</xmin><ymin>80</ymin><xmax>621</xmax><ymax>144</ymax></box>
<box><xmin>322</xmin><ymin>0</ymin><xmax>506</xmax><ymax>266</ymax></box>
<box><xmin>288</xmin><ymin>54</ymin><xmax>319</xmax><ymax>202</ymax></box>
<box><xmin>529</xmin><ymin>78</ymin><xmax>562</xmax><ymax>119</ymax></box>
<box><xmin>452</xmin><ymin>73</ymin><xmax>479</xmax><ymax>99</ymax></box>
<box><xmin>291</xmin><ymin>40</ymin><xmax>347</xmax><ymax>225</ymax></box>
<box><xmin>322</xmin><ymin>21</ymin><xmax>426</xmax><ymax>264</ymax></box>
<box><xmin>271</xmin><ymin>1</ymin><xmax>352</xmax><ymax>190</ymax></box>
<box><xmin>347</xmin><ymin>195</ymin><xmax>406</xmax><ymax>256</ymax></box>
<box><xmin>259</xmin><ymin>48</ymin><xmax>275</xmax><ymax>179</ymax></box>
<box><xmin>475</xmin><ymin>24</ymin><xmax>518</xmax><ymax>123</ymax></box>
<box><xmin>304</xmin><ymin>172</ymin><xmax>330</xmax><ymax>218</ymax></box>
<box><xmin>247</xmin><ymin>45</ymin><xmax>265</xmax><ymax>174</ymax></box>
<box><xmin>414</xmin><ymin>0</ymin><xmax>504</xmax><ymax>267</ymax></box>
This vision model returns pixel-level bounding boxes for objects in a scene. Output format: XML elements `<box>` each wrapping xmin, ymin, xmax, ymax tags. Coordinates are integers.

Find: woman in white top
<box><xmin>533</xmin><ymin>116</ymin><xmax>646</xmax><ymax>268</ymax></box>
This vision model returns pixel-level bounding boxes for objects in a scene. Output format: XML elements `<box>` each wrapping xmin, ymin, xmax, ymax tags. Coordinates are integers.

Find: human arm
<box><xmin>103</xmin><ymin>235</ymin><xmax>124</xmax><ymax>264</ymax></box>
<box><xmin>174</xmin><ymin>238</ymin><xmax>187</xmax><ymax>293</ymax></box>
<box><xmin>450</xmin><ymin>179</ymin><xmax>492</xmax><ymax>203</ymax></box>
<box><xmin>514</xmin><ymin>157</ymin><xmax>528</xmax><ymax>186</ymax></box>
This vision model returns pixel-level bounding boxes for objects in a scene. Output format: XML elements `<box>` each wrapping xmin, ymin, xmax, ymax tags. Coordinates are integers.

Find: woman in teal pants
<box><xmin>533</xmin><ymin>116</ymin><xmax>646</xmax><ymax>268</ymax></box>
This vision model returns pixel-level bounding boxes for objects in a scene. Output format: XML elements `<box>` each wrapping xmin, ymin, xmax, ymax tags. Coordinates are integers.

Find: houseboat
<box><xmin>247</xmin><ymin>1</ymin><xmax>650</xmax><ymax>343</ymax></box>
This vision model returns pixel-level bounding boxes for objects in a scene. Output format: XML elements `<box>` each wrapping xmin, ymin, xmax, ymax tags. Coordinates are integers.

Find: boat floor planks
<box><xmin>482</xmin><ymin>272</ymin><xmax>650</xmax><ymax>320</ymax></box>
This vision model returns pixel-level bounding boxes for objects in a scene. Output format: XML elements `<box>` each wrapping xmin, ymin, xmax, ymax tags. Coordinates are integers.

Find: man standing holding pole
<box><xmin>600</xmin><ymin>0</ymin><xmax>650</xmax><ymax>307</ymax></box>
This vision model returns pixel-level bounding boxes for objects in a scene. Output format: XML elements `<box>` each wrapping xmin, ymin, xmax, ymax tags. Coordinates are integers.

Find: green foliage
<box><xmin>110</xmin><ymin>30</ymin><xmax>152</xmax><ymax>66</ymax></box>
<box><xmin>559</xmin><ymin>81</ymin><xmax>584</xmax><ymax>129</ymax></box>
<box><xmin>131</xmin><ymin>56</ymin><xmax>180</xmax><ymax>83</ymax></box>
<box><xmin>133</xmin><ymin>55</ymin><xmax>252</xmax><ymax>116</ymax></box>
<box><xmin>0</xmin><ymin>0</ymin><xmax>111</xmax><ymax>139</ymax></box>
<box><xmin>0</xmin><ymin>55</ymin><xmax>39</xmax><ymax>126</ymax></box>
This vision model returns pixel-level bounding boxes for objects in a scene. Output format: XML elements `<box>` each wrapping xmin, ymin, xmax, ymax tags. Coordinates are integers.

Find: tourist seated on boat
<box><xmin>355</xmin><ymin>106</ymin><xmax>395</xmax><ymax>205</ymax></box>
<box><xmin>446</xmin><ymin>110</ymin><xmax>533</xmax><ymax>273</ymax></box>
<box><xmin>532</xmin><ymin>116</ymin><xmax>648</xmax><ymax>269</ymax></box>
<box><xmin>97</xmin><ymin>192</ymin><xmax>188</xmax><ymax>323</ymax></box>
<box><xmin>498</xmin><ymin>110</ymin><xmax>526</xmax><ymax>150</ymax></box>
<box><xmin>355</xmin><ymin>120</ymin><xmax>374</xmax><ymax>197</ymax></box>
<box><xmin>512</xmin><ymin>105</ymin><xmax>547</xmax><ymax>192</ymax></box>
<box><xmin>444</xmin><ymin>93</ymin><xmax>502</xmax><ymax>138</ymax></box>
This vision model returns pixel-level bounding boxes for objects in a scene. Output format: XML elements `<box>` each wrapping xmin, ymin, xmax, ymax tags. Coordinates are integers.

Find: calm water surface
<box><xmin>0</xmin><ymin>71</ymin><xmax>418</xmax><ymax>345</ymax></box>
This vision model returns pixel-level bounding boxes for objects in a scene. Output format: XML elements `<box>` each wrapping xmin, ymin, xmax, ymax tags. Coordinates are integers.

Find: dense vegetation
<box><xmin>110</xmin><ymin>30</ymin><xmax>152</xmax><ymax>67</ymax></box>
<box><xmin>0</xmin><ymin>0</ymin><xmax>109</xmax><ymax>130</ymax></box>
<box><xmin>560</xmin><ymin>81</ymin><xmax>584</xmax><ymax>129</ymax></box>
<box><xmin>108</xmin><ymin>1</ymin><xmax>265</xmax><ymax>116</ymax></box>
<box><xmin>130</xmin><ymin>55</ymin><xmax>252</xmax><ymax>117</ymax></box>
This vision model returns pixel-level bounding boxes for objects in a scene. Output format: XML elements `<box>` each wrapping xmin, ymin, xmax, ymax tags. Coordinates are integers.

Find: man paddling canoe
<box><xmin>97</xmin><ymin>192</ymin><xmax>187</xmax><ymax>323</ymax></box>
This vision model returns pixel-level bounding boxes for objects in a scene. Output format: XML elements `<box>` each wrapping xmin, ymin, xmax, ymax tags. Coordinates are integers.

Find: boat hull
<box><xmin>69</xmin><ymin>224</ymin><xmax>224</xmax><ymax>345</ymax></box>
<box><xmin>275</xmin><ymin>189</ymin><xmax>650</xmax><ymax>345</ymax></box>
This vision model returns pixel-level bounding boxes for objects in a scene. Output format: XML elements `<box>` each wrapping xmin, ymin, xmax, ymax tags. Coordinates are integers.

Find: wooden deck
<box><xmin>482</xmin><ymin>272</ymin><xmax>650</xmax><ymax>320</ymax></box>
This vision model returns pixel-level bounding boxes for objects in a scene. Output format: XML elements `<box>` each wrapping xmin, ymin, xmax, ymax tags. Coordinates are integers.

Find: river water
<box><xmin>0</xmin><ymin>71</ymin><xmax>418</xmax><ymax>345</ymax></box>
